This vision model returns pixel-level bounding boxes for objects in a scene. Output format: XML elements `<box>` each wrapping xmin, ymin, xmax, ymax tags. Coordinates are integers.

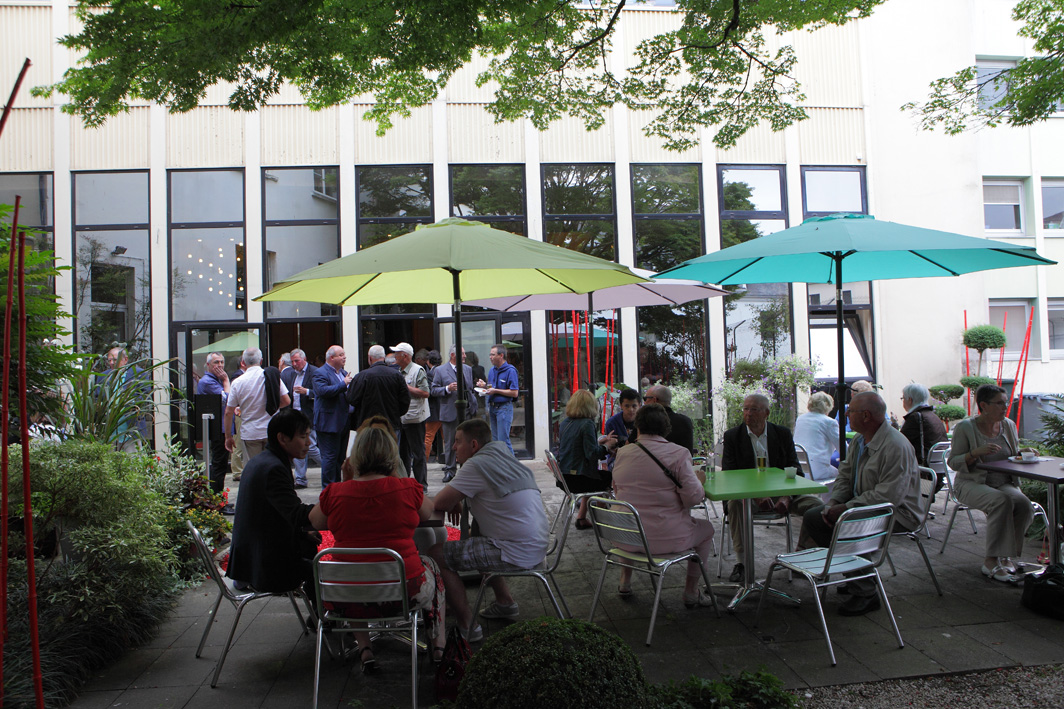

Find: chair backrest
<box><xmin>927</xmin><ymin>442</ymin><xmax>950</xmax><ymax>477</ymax></box>
<box><xmin>313</xmin><ymin>547</ymin><xmax>412</xmax><ymax>622</ymax></box>
<box><xmin>586</xmin><ymin>496</ymin><xmax>654</xmax><ymax>561</ymax></box>
<box><xmin>187</xmin><ymin>520</ymin><xmax>239</xmax><ymax>601</ymax></box>
<box><xmin>544</xmin><ymin>449</ymin><xmax>573</xmax><ymax>496</ymax></box>
<box><xmin>794</xmin><ymin>443</ymin><xmax>811</xmax><ymax>472</ymax></box>
<box><xmin>826</xmin><ymin>502</ymin><xmax>895</xmax><ymax>569</ymax></box>
<box><xmin>915</xmin><ymin>466</ymin><xmax>937</xmax><ymax>525</ymax></box>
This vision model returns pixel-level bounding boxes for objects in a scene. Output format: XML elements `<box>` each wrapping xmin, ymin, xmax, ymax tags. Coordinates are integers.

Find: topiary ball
<box><xmin>962</xmin><ymin>325</ymin><xmax>1007</xmax><ymax>352</ymax></box>
<box><xmin>457</xmin><ymin>617</ymin><xmax>649</xmax><ymax>709</ymax></box>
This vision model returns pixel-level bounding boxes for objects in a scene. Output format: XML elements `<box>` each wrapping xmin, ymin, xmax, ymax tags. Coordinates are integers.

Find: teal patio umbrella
<box><xmin>661</xmin><ymin>213</ymin><xmax>1056</xmax><ymax>454</ymax></box>
<box><xmin>256</xmin><ymin>218</ymin><xmax>648</xmax><ymax>420</ymax></box>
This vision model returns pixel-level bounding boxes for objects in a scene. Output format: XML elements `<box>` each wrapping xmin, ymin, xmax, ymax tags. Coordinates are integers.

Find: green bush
<box><xmin>648</xmin><ymin>670</ymin><xmax>800</xmax><ymax>709</ymax></box>
<box><xmin>963</xmin><ymin>325</ymin><xmax>1007</xmax><ymax>352</ymax></box>
<box><xmin>934</xmin><ymin>404</ymin><xmax>966</xmax><ymax>423</ymax></box>
<box><xmin>929</xmin><ymin>384</ymin><xmax>964</xmax><ymax>404</ymax></box>
<box><xmin>457</xmin><ymin>617</ymin><xmax>649</xmax><ymax>708</ymax></box>
<box><xmin>960</xmin><ymin>375</ymin><xmax>996</xmax><ymax>392</ymax></box>
<box><xmin>730</xmin><ymin>358</ymin><xmax>768</xmax><ymax>386</ymax></box>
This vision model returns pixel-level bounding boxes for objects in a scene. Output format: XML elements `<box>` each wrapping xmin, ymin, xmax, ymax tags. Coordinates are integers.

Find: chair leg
<box><xmin>211</xmin><ymin>597</ymin><xmax>249</xmax><ymax>688</ymax></box>
<box><xmin>874</xmin><ymin>570</ymin><xmax>904</xmax><ymax>649</ymax></box>
<box><xmin>312</xmin><ymin>623</ymin><xmax>325</xmax><ymax>709</ymax></box>
<box><xmin>287</xmin><ymin>592</ymin><xmax>308</xmax><ymax>635</ymax></box>
<box><xmin>587</xmin><ymin>558</ymin><xmax>610</xmax><ymax>623</ymax></box>
<box><xmin>410</xmin><ymin>609</ymin><xmax>419</xmax><ymax>709</ymax></box>
<box><xmin>807</xmin><ymin>574</ymin><xmax>836</xmax><ymax>666</ymax></box>
<box><xmin>469</xmin><ymin>574</ymin><xmax>491</xmax><ymax>635</ymax></box>
<box><xmin>886</xmin><ymin>550</ymin><xmax>896</xmax><ymax>577</ymax></box>
<box><xmin>549</xmin><ymin>497</ymin><xmax>565</xmax><ymax>534</ymax></box>
<box><xmin>696</xmin><ymin>555</ymin><xmax>721</xmax><ymax>618</ymax></box>
<box><xmin>533</xmin><ymin>572</ymin><xmax>566</xmax><ymax>619</ymax></box>
<box><xmin>939</xmin><ymin>504</ymin><xmax>961</xmax><ymax>554</ymax></box>
<box><xmin>717</xmin><ymin>514</ymin><xmax>730</xmax><ymax>577</ymax></box>
<box><xmin>547</xmin><ymin>571</ymin><xmax>572</xmax><ymax>618</ymax></box>
<box><xmin>196</xmin><ymin>591</ymin><xmax>225</xmax><ymax>658</ymax></box>
<box><xmin>966</xmin><ymin>507</ymin><xmax>978</xmax><ymax>534</ymax></box>
<box><xmin>913</xmin><ymin>536</ymin><xmax>943</xmax><ymax>596</ymax></box>
<box><xmin>754</xmin><ymin>563</ymin><xmax>780</xmax><ymax>626</ymax></box>
<box><xmin>645</xmin><ymin>567</ymin><xmax>668</xmax><ymax>647</ymax></box>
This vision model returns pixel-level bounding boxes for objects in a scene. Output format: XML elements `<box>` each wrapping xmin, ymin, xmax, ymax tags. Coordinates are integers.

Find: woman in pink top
<box><xmin>309</xmin><ymin>426</ymin><xmax>446</xmax><ymax>671</ymax></box>
<box><xmin>611</xmin><ymin>404</ymin><xmax>714</xmax><ymax>608</ymax></box>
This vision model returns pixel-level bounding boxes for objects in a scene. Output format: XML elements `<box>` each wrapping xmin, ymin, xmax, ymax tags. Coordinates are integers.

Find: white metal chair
<box><xmin>938</xmin><ymin>456</ymin><xmax>981</xmax><ymax>554</ymax></box>
<box><xmin>186</xmin><ymin>521</ymin><xmax>312</xmax><ymax>688</ymax></box>
<box><xmin>586</xmin><ymin>496</ymin><xmax>720</xmax><ymax>646</ymax></box>
<box><xmin>755</xmin><ymin>502</ymin><xmax>903</xmax><ymax>666</ymax></box>
<box><xmin>469</xmin><ymin>498</ymin><xmax>574</xmax><ymax>628</ymax></box>
<box><xmin>545</xmin><ymin>448</ymin><xmax>602</xmax><ymax>533</ymax></box>
<box><xmin>717</xmin><ymin>492</ymin><xmax>794</xmax><ymax>579</ymax></box>
<box><xmin>926</xmin><ymin>442</ymin><xmax>953</xmax><ymax>514</ymax></box>
<box><xmin>885</xmin><ymin>467</ymin><xmax>943</xmax><ymax>595</ymax></box>
<box><xmin>312</xmin><ymin>547</ymin><xmax>424</xmax><ymax>709</ymax></box>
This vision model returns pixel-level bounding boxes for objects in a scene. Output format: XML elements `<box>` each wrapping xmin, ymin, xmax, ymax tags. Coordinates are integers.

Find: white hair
<box><xmin>242</xmin><ymin>347</ymin><xmax>263</xmax><ymax>366</ymax></box>
<box><xmin>367</xmin><ymin>344</ymin><xmax>386</xmax><ymax>360</ymax></box>
<box><xmin>902</xmin><ymin>382</ymin><xmax>930</xmax><ymax>407</ymax></box>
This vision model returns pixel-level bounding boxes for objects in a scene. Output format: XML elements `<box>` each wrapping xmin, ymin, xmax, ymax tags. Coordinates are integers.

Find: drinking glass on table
<box><xmin>754</xmin><ymin>441</ymin><xmax>767</xmax><ymax>472</ymax></box>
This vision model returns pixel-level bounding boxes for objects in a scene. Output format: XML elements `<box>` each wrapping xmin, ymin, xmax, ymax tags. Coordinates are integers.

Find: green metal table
<box><xmin>704</xmin><ymin>468</ymin><xmax>828</xmax><ymax>610</ymax></box>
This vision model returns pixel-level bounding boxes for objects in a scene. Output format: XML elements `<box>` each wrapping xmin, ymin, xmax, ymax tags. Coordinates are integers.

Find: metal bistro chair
<box><xmin>186</xmin><ymin>521</ymin><xmax>312</xmax><ymax>688</ymax></box>
<box><xmin>545</xmin><ymin>449</ymin><xmax>605</xmax><ymax>534</ymax></box>
<box><xmin>469</xmin><ymin>497</ymin><xmax>575</xmax><ymax>628</ymax></box>
<box><xmin>926</xmin><ymin>442</ymin><xmax>953</xmax><ymax>515</ymax></box>
<box><xmin>795</xmin><ymin>443</ymin><xmax>837</xmax><ymax>502</ymax></box>
<box><xmin>586</xmin><ymin>497</ymin><xmax>720</xmax><ymax>646</ymax></box>
<box><xmin>755</xmin><ymin>502</ymin><xmax>903</xmax><ymax>666</ymax></box>
<box><xmin>885</xmin><ymin>467</ymin><xmax>943</xmax><ymax>595</ymax></box>
<box><xmin>938</xmin><ymin>454</ymin><xmax>981</xmax><ymax>554</ymax></box>
<box><xmin>717</xmin><ymin>485</ymin><xmax>794</xmax><ymax>579</ymax></box>
<box><xmin>312</xmin><ymin>547</ymin><xmax>424</xmax><ymax>709</ymax></box>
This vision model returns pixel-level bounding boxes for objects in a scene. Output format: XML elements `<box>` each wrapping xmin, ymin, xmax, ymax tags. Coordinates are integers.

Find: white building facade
<box><xmin>1</xmin><ymin>0</ymin><xmax>1061</xmax><ymax>456</ymax></box>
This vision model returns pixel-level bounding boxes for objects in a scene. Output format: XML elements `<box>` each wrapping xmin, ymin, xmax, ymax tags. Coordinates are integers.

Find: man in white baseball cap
<box><xmin>392</xmin><ymin>342</ymin><xmax>430</xmax><ymax>491</ymax></box>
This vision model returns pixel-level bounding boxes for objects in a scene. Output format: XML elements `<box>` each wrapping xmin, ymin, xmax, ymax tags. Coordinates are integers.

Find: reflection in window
<box><xmin>171</xmin><ymin>170</ymin><xmax>244</xmax><ymax>224</ymax></box>
<box><xmin>802</xmin><ymin>167</ymin><xmax>866</xmax><ymax>217</ymax></box>
<box><xmin>976</xmin><ymin>60</ymin><xmax>1015</xmax><ymax>111</ymax></box>
<box><xmin>264</xmin><ymin>167</ymin><xmax>339</xmax><ymax>221</ymax></box>
<box><xmin>0</xmin><ymin>173</ymin><xmax>53</xmax><ymax>228</ymax></box>
<box><xmin>1049</xmin><ymin>300</ymin><xmax>1064</xmax><ymax>351</ymax></box>
<box><xmin>989</xmin><ymin>299</ymin><xmax>1036</xmax><ymax>357</ymax></box>
<box><xmin>451</xmin><ymin>165</ymin><xmax>526</xmax><ymax>234</ymax></box>
<box><xmin>633</xmin><ymin>165</ymin><xmax>706</xmax><ymax>397</ymax></box>
<box><xmin>984</xmin><ymin>180</ymin><xmax>1024</xmax><ymax>233</ymax></box>
<box><xmin>74</xmin><ymin>171</ymin><xmax>151</xmax><ymax>357</ymax></box>
<box><xmin>717</xmin><ymin>166</ymin><xmax>791</xmax><ymax>372</ymax></box>
<box><xmin>1043</xmin><ymin>181</ymin><xmax>1064</xmax><ymax>230</ymax></box>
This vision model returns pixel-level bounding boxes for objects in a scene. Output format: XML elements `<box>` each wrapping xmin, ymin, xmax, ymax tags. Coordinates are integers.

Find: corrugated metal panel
<box><xmin>715</xmin><ymin>122</ymin><xmax>786</xmax><ymax>164</ymax></box>
<box><xmin>445</xmin><ymin>52</ymin><xmax>496</xmax><ymax>104</ymax></box>
<box><xmin>168</xmin><ymin>107</ymin><xmax>245</xmax><ymax>167</ymax></box>
<box><xmin>796</xmin><ymin>107</ymin><xmax>865</xmax><ymax>164</ymax></box>
<box><xmin>793</xmin><ymin>23</ymin><xmax>862</xmax><ymax>107</ymax></box>
<box><xmin>0</xmin><ymin>107</ymin><xmax>52</xmax><ymax>170</ymax></box>
<box><xmin>628</xmin><ymin>108</ymin><xmax>700</xmax><ymax>162</ymax></box>
<box><xmin>202</xmin><ymin>81</ymin><xmax>239</xmax><ymax>107</ymax></box>
<box><xmin>71</xmin><ymin>107</ymin><xmax>150</xmax><ymax>168</ymax></box>
<box><xmin>621</xmin><ymin>10</ymin><xmax>682</xmax><ymax>64</ymax></box>
<box><xmin>266</xmin><ymin>81</ymin><xmax>307</xmax><ymax>105</ymax></box>
<box><xmin>261</xmin><ymin>105</ymin><xmax>339</xmax><ymax>165</ymax></box>
<box><xmin>539</xmin><ymin>113</ymin><xmax>614</xmax><ymax>162</ymax></box>
<box><xmin>447</xmin><ymin>105</ymin><xmax>523</xmax><ymax>162</ymax></box>
<box><xmin>354</xmin><ymin>105</ymin><xmax>432</xmax><ymax>163</ymax></box>
<box><xmin>1</xmin><ymin>5</ymin><xmax>52</xmax><ymax>108</ymax></box>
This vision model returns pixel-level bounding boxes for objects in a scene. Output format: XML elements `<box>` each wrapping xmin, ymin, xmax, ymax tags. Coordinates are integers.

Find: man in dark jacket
<box><xmin>721</xmin><ymin>393</ymin><xmax>801</xmax><ymax>583</ymax></box>
<box><xmin>346</xmin><ymin>344</ymin><xmax>411</xmax><ymax>433</ymax></box>
<box><xmin>226</xmin><ymin>408</ymin><xmax>319</xmax><ymax>594</ymax></box>
<box><xmin>645</xmin><ymin>385</ymin><xmax>695</xmax><ymax>454</ymax></box>
<box><xmin>281</xmin><ymin>348</ymin><xmax>320</xmax><ymax>488</ymax></box>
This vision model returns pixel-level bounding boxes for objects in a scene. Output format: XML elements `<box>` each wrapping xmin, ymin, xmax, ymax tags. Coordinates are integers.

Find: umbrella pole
<box><xmin>451</xmin><ymin>270</ymin><xmax>466</xmax><ymax>424</ymax></box>
<box><xmin>835</xmin><ymin>254</ymin><xmax>848</xmax><ymax>458</ymax></box>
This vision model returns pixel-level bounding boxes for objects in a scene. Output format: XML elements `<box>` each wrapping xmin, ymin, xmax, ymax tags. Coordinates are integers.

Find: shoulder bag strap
<box><xmin>917</xmin><ymin>410</ymin><xmax>926</xmax><ymax>464</ymax></box>
<box><xmin>635</xmin><ymin>442</ymin><xmax>682</xmax><ymax>488</ymax></box>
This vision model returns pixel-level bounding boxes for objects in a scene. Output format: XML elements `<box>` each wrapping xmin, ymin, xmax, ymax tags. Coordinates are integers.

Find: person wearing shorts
<box><xmin>429</xmin><ymin>418</ymin><xmax>548</xmax><ymax>642</ymax></box>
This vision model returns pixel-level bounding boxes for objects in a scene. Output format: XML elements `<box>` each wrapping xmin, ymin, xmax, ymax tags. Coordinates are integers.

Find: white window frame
<box><xmin>988</xmin><ymin>298</ymin><xmax>1037</xmax><ymax>362</ymax></box>
<box><xmin>1048</xmin><ymin>299</ymin><xmax>1064</xmax><ymax>355</ymax></box>
<box><xmin>983</xmin><ymin>179</ymin><xmax>1026</xmax><ymax>236</ymax></box>
<box><xmin>1042</xmin><ymin>179</ymin><xmax>1064</xmax><ymax>234</ymax></box>
<box><xmin>976</xmin><ymin>60</ymin><xmax>1016</xmax><ymax>111</ymax></box>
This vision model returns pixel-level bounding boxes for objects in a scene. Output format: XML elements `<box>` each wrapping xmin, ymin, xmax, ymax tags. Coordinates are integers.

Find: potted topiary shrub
<box><xmin>935</xmin><ymin>404</ymin><xmax>967</xmax><ymax>430</ymax></box>
<box><xmin>960</xmin><ymin>375</ymin><xmax>996</xmax><ymax>395</ymax></box>
<box><xmin>963</xmin><ymin>325</ymin><xmax>1007</xmax><ymax>376</ymax></box>
<box><xmin>929</xmin><ymin>384</ymin><xmax>964</xmax><ymax>405</ymax></box>
<box><xmin>457</xmin><ymin>617</ymin><xmax>649</xmax><ymax>708</ymax></box>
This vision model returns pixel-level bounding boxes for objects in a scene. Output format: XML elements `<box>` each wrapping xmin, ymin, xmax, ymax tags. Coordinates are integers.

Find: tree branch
<box><xmin>560</xmin><ymin>0</ymin><xmax>626</xmax><ymax>69</ymax></box>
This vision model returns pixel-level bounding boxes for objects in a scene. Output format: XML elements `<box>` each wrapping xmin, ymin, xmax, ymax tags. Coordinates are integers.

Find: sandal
<box><xmin>358</xmin><ymin>646</ymin><xmax>378</xmax><ymax>674</ymax></box>
<box><xmin>981</xmin><ymin>564</ymin><xmax>1019</xmax><ymax>585</ymax></box>
<box><xmin>575</xmin><ymin>518</ymin><xmax>593</xmax><ymax>530</ymax></box>
<box><xmin>431</xmin><ymin>646</ymin><xmax>446</xmax><ymax>665</ymax></box>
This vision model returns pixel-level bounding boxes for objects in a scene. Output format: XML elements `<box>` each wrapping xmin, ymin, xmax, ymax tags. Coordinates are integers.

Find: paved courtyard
<box><xmin>71</xmin><ymin>458</ymin><xmax>1064</xmax><ymax>708</ymax></box>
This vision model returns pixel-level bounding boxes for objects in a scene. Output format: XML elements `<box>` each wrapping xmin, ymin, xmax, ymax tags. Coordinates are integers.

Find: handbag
<box><xmin>435</xmin><ymin>624</ymin><xmax>472</xmax><ymax>702</ymax></box>
<box><xmin>1021</xmin><ymin>563</ymin><xmax>1064</xmax><ymax>620</ymax></box>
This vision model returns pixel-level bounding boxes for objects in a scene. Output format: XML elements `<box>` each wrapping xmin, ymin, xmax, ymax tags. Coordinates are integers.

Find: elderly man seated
<box><xmin>797</xmin><ymin>391</ymin><xmax>922</xmax><ymax>616</ymax></box>
<box><xmin>429</xmin><ymin>418</ymin><xmax>548</xmax><ymax>642</ymax></box>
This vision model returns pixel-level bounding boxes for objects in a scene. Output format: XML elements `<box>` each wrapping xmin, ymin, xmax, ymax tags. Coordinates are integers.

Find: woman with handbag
<box><xmin>610</xmin><ymin>404</ymin><xmax>714</xmax><ymax>607</ymax></box>
<box><xmin>556</xmin><ymin>388</ymin><xmax>617</xmax><ymax>529</ymax></box>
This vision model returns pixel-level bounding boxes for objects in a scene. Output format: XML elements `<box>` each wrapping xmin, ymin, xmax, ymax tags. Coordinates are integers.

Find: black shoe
<box><xmin>838</xmin><ymin>594</ymin><xmax>881</xmax><ymax>616</ymax></box>
<box><xmin>836</xmin><ymin>582</ymin><xmax>853</xmax><ymax>595</ymax></box>
<box><xmin>442</xmin><ymin>471</ymin><xmax>456</xmax><ymax>483</ymax></box>
<box><xmin>222</xmin><ymin>503</ymin><xmax>236</xmax><ymax>516</ymax></box>
<box><xmin>728</xmin><ymin>563</ymin><xmax>744</xmax><ymax>583</ymax></box>
<box><xmin>294</xmin><ymin>482</ymin><xmax>308</xmax><ymax>489</ymax></box>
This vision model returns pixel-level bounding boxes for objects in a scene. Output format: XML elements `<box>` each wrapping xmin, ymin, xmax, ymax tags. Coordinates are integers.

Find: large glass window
<box><xmin>718</xmin><ymin>165</ymin><xmax>792</xmax><ymax>372</ymax></box>
<box><xmin>984</xmin><ymin>180</ymin><xmax>1025</xmax><ymax>234</ymax></box>
<box><xmin>989</xmin><ymin>299</ymin><xmax>1037</xmax><ymax>358</ymax></box>
<box><xmin>976</xmin><ymin>60</ymin><xmax>1015</xmax><ymax>111</ymax></box>
<box><xmin>450</xmin><ymin>164</ymin><xmax>526</xmax><ymax>235</ymax></box>
<box><xmin>74</xmin><ymin>171</ymin><xmax>152</xmax><ymax>358</ymax></box>
<box><xmin>263</xmin><ymin>167</ymin><xmax>341</xmax><ymax>319</ymax></box>
<box><xmin>1048</xmin><ymin>299</ymin><xmax>1064</xmax><ymax>353</ymax></box>
<box><xmin>1043</xmin><ymin>180</ymin><xmax>1064</xmax><ymax>231</ymax></box>
<box><xmin>633</xmin><ymin>164</ymin><xmax>706</xmax><ymax>400</ymax></box>
<box><xmin>0</xmin><ymin>172</ymin><xmax>54</xmax><ymax>255</ymax></box>
<box><xmin>169</xmin><ymin>170</ymin><xmax>246</xmax><ymax>322</ymax></box>
<box><xmin>801</xmin><ymin>166</ymin><xmax>867</xmax><ymax>217</ymax></box>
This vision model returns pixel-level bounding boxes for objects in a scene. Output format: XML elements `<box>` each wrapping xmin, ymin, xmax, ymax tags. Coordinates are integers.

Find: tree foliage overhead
<box><xmin>33</xmin><ymin>0</ymin><xmax>884</xmax><ymax>150</ymax></box>
<box><xmin>904</xmin><ymin>0</ymin><xmax>1064</xmax><ymax>134</ymax></box>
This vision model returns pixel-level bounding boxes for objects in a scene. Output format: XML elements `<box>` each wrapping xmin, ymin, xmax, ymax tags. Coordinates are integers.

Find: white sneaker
<box><xmin>479</xmin><ymin>601</ymin><xmax>520</xmax><ymax>619</ymax></box>
<box><xmin>459</xmin><ymin>623</ymin><xmax>483</xmax><ymax>642</ymax></box>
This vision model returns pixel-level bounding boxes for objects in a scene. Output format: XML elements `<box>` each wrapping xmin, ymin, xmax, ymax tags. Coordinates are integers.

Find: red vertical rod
<box><xmin>1015</xmin><ymin>308</ymin><xmax>1035</xmax><ymax>430</ymax></box>
<box><xmin>0</xmin><ymin>197</ymin><xmax>21</xmax><ymax>701</ymax></box>
<box><xmin>964</xmin><ymin>310</ymin><xmax>971</xmax><ymax>415</ymax></box>
<box><xmin>17</xmin><ymin>227</ymin><xmax>46</xmax><ymax>707</ymax></box>
<box><xmin>570</xmin><ymin>310</ymin><xmax>580</xmax><ymax>389</ymax></box>
<box><xmin>584</xmin><ymin>311</ymin><xmax>592</xmax><ymax>391</ymax></box>
<box><xmin>1006</xmin><ymin>308</ymin><xmax>1034</xmax><ymax>420</ymax></box>
<box><xmin>996</xmin><ymin>311</ymin><xmax>1008</xmax><ymax>386</ymax></box>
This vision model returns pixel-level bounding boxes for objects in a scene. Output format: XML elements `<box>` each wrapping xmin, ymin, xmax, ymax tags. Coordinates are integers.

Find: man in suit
<box><xmin>721</xmin><ymin>393</ymin><xmax>801</xmax><ymax>583</ymax></box>
<box><xmin>312</xmin><ymin>345</ymin><xmax>353</xmax><ymax>488</ymax></box>
<box><xmin>282</xmin><ymin>348</ymin><xmax>321</xmax><ymax>489</ymax></box>
<box><xmin>345</xmin><ymin>344</ymin><xmax>410</xmax><ymax>433</ymax></box>
<box><xmin>196</xmin><ymin>351</ymin><xmax>231</xmax><ymax>493</ymax></box>
<box><xmin>645</xmin><ymin>385</ymin><xmax>695</xmax><ymax>454</ymax></box>
<box><xmin>226</xmin><ymin>408</ymin><xmax>319</xmax><ymax>594</ymax></box>
<box><xmin>430</xmin><ymin>345</ymin><xmax>478</xmax><ymax>483</ymax></box>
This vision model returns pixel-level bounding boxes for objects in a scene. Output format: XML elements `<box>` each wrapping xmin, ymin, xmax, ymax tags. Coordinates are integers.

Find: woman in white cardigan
<box><xmin>948</xmin><ymin>384</ymin><xmax>1036</xmax><ymax>583</ymax></box>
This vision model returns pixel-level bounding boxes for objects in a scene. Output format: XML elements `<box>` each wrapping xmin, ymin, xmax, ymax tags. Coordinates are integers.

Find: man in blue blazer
<box><xmin>430</xmin><ymin>345</ymin><xmax>478</xmax><ymax>483</ymax></box>
<box><xmin>281</xmin><ymin>348</ymin><xmax>321</xmax><ymax>488</ymax></box>
<box><xmin>312</xmin><ymin>345</ymin><xmax>353</xmax><ymax>488</ymax></box>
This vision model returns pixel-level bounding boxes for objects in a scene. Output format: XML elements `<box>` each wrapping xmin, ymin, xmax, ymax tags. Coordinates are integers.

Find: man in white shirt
<box><xmin>392</xmin><ymin>342</ymin><xmax>430</xmax><ymax>491</ymax></box>
<box><xmin>282</xmin><ymin>348</ymin><xmax>321</xmax><ymax>488</ymax></box>
<box><xmin>225</xmin><ymin>347</ymin><xmax>291</xmax><ymax>462</ymax></box>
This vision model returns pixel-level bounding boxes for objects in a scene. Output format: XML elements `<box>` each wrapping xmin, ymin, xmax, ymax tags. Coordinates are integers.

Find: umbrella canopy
<box><xmin>192</xmin><ymin>331</ymin><xmax>259</xmax><ymax>355</ymax></box>
<box><xmin>256</xmin><ymin>218</ymin><xmax>648</xmax><ymax>420</ymax></box>
<box><xmin>661</xmin><ymin>213</ymin><xmax>1057</xmax><ymax>454</ymax></box>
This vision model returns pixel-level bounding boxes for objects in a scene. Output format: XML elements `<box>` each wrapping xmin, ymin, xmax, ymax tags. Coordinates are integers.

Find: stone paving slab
<box><xmin>71</xmin><ymin>458</ymin><xmax>1064</xmax><ymax>708</ymax></box>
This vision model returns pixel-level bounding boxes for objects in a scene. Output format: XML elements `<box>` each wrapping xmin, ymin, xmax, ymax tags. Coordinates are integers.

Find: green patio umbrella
<box><xmin>192</xmin><ymin>330</ymin><xmax>259</xmax><ymax>355</ymax></box>
<box><xmin>256</xmin><ymin>218</ymin><xmax>648</xmax><ymax>420</ymax></box>
<box><xmin>661</xmin><ymin>213</ymin><xmax>1056</xmax><ymax>454</ymax></box>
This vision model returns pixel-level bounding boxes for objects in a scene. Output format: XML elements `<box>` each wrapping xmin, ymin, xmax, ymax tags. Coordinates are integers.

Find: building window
<box><xmin>632</xmin><ymin>164</ymin><xmax>706</xmax><ymax>396</ymax></box>
<box><xmin>983</xmin><ymin>180</ymin><xmax>1025</xmax><ymax>233</ymax></box>
<box><xmin>989</xmin><ymin>299</ymin><xmax>1037</xmax><ymax>358</ymax></box>
<box><xmin>450</xmin><ymin>164</ymin><xmax>526</xmax><ymax>235</ymax></box>
<box><xmin>263</xmin><ymin>167</ymin><xmax>341</xmax><ymax>319</ymax></box>
<box><xmin>801</xmin><ymin>166</ymin><xmax>867</xmax><ymax>217</ymax></box>
<box><xmin>1049</xmin><ymin>300</ymin><xmax>1064</xmax><ymax>353</ymax></box>
<box><xmin>74</xmin><ymin>171</ymin><xmax>152</xmax><ymax>357</ymax></box>
<box><xmin>717</xmin><ymin>165</ymin><xmax>791</xmax><ymax>372</ymax></box>
<box><xmin>1043</xmin><ymin>180</ymin><xmax>1064</xmax><ymax>231</ymax></box>
<box><xmin>169</xmin><ymin>169</ymin><xmax>246</xmax><ymax>322</ymax></box>
<box><xmin>976</xmin><ymin>60</ymin><xmax>1015</xmax><ymax>111</ymax></box>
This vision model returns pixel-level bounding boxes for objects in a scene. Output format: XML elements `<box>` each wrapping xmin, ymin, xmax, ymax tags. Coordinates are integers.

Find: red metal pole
<box><xmin>584</xmin><ymin>311</ymin><xmax>592</xmax><ymax>391</ymax></box>
<box><xmin>0</xmin><ymin>59</ymin><xmax>32</xmax><ymax>141</ymax></box>
<box><xmin>1007</xmin><ymin>308</ymin><xmax>1033</xmax><ymax>421</ymax></box>
<box><xmin>964</xmin><ymin>310</ymin><xmax>971</xmax><ymax>416</ymax></box>
<box><xmin>1015</xmin><ymin>310</ymin><xmax>1035</xmax><ymax>432</ymax></box>
<box><xmin>17</xmin><ymin>227</ymin><xmax>46</xmax><ymax>707</ymax></box>
<box><xmin>570</xmin><ymin>310</ymin><xmax>579</xmax><ymax>389</ymax></box>
<box><xmin>996</xmin><ymin>311</ymin><xmax>1008</xmax><ymax>385</ymax></box>
<box><xmin>0</xmin><ymin>196</ymin><xmax>21</xmax><ymax>701</ymax></box>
